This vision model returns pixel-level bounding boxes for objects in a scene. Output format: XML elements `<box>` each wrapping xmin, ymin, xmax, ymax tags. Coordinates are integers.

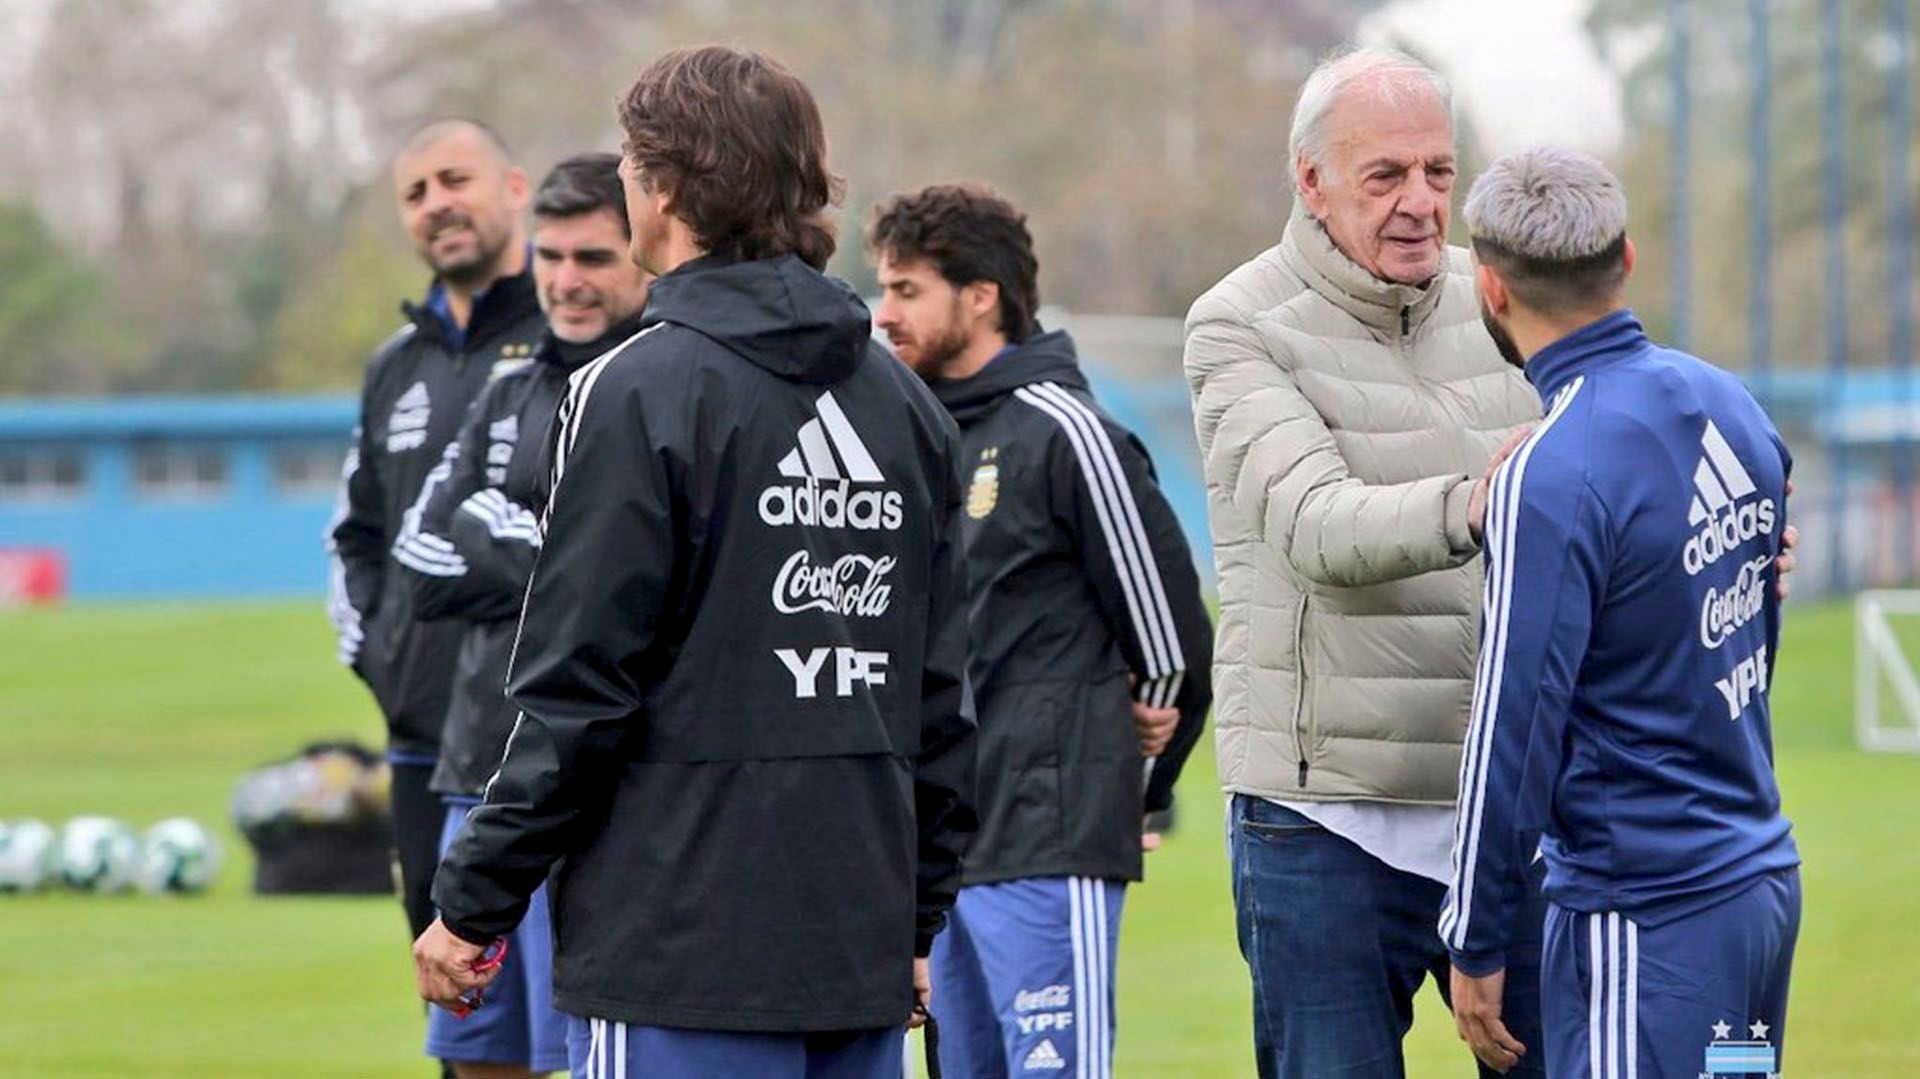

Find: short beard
<box><xmin>435</xmin><ymin>236</ymin><xmax>510</xmax><ymax>289</ymax></box>
<box><xmin>911</xmin><ymin>297</ymin><xmax>973</xmax><ymax>380</ymax></box>
<box><xmin>1480</xmin><ymin>300</ymin><xmax>1525</xmax><ymax>370</ymax></box>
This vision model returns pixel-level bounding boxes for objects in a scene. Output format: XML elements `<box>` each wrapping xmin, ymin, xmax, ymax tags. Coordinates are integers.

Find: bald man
<box><xmin>325</xmin><ymin>120</ymin><xmax>547</xmax><ymax>1033</ymax></box>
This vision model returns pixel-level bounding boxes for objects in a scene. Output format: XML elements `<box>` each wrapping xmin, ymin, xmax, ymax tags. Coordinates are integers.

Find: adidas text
<box><xmin>758</xmin><ymin>480</ymin><xmax>904</xmax><ymax>532</ymax></box>
<box><xmin>1683</xmin><ymin>499</ymin><xmax>1775</xmax><ymax>576</ymax></box>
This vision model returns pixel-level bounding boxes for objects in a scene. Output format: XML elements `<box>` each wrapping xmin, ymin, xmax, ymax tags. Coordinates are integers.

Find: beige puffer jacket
<box><xmin>1184</xmin><ymin>206</ymin><xmax>1540</xmax><ymax>805</ymax></box>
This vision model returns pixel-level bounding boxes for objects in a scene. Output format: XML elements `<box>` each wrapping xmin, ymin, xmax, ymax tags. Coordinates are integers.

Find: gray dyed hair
<box><xmin>1289</xmin><ymin>48</ymin><xmax>1452</xmax><ymax>187</ymax></box>
<box><xmin>1463</xmin><ymin>145</ymin><xmax>1627</xmax><ymax>261</ymax></box>
<box><xmin>1465</xmin><ymin>146</ymin><xmax>1630</xmax><ymax>313</ymax></box>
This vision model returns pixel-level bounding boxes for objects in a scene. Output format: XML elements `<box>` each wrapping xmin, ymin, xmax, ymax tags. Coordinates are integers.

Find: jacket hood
<box><xmin>641</xmin><ymin>253</ymin><xmax>872</xmax><ymax>384</ymax></box>
<box><xmin>538</xmin><ymin>312</ymin><xmax>648</xmax><ymax>373</ymax></box>
<box><xmin>927</xmin><ymin>329</ymin><xmax>1087</xmax><ymax>424</ymax></box>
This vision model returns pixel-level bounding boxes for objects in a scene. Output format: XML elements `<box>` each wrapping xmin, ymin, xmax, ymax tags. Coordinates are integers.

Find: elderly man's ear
<box><xmin>1295</xmin><ymin>154</ymin><xmax>1330</xmax><ymax>220</ymax></box>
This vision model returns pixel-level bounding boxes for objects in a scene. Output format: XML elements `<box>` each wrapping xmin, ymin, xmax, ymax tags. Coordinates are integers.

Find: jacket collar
<box><xmin>1523</xmin><ymin>308</ymin><xmax>1648</xmax><ymax>404</ymax></box>
<box><xmin>1280</xmin><ymin>201</ymin><xmax>1446</xmax><ymax>337</ymax></box>
<box><xmin>402</xmin><ymin>262</ymin><xmax>540</xmax><ymax>354</ymax></box>
<box><xmin>926</xmin><ymin>329</ymin><xmax>1087</xmax><ymax>425</ymax></box>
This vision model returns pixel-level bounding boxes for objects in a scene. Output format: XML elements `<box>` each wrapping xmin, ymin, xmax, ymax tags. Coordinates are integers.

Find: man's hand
<box><xmin>1449</xmin><ymin>964</ymin><xmax>1525</xmax><ymax>1073</ymax></box>
<box><xmin>1132</xmin><ymin>698</ymin><xmax>1179</xmax><ymax>757</ymax></box>
<box><xmin>908</xmin><ymin>957</ymin><xmax>932</xmax><ymax>1029</ymax></box>
<box><xmin>1776</xmin><ymin>522</ymin><xmax>1799</xmax><ymax>601</ymax></box>
<box><xmin>1774</xmin><ymin>479</ymin><xmax>1798</xmax><ymax>602</ymax></box>
<box><xmin>414</xmin><ymin>918</ymin><xmax>499</xmax><ymax>1013</ymax></box>
<box><xmin>1141</xmin><ymin>819</ymin><xmax>1163</xmax><ymax>853</ymax></box>
<box><xmin>1468</xmin><ymin>424</ymin><xmax>1537</xmax><ymax>544</ymax></box>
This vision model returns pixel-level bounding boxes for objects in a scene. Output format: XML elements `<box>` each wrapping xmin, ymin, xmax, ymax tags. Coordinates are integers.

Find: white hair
<box><xmin>1463</xmin><ymin>145</ymin><xmax>1627</xmax><ymax>261</ymax></box>
<box><xmin>1288</xmin><ymin>47</ymin><xmax>1453</xmax><ymax>189</ymax></box>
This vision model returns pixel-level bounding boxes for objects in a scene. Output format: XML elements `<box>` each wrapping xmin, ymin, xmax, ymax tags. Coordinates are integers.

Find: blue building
<box><xmin>0</xmin><ymin>386</ymin><xmax>1215</xmax><ymax>602</ymax></box>
<box><xmin>0</xmin><ymin>396</ymin><xmax>356</xmax><ymax>599</ymax></box>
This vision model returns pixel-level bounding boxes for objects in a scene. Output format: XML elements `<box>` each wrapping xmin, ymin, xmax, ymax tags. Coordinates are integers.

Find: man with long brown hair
<box><xmin>412</xmin><ymin>46</ymin><xmax>977</xmax><ymax>1079</ymax></box>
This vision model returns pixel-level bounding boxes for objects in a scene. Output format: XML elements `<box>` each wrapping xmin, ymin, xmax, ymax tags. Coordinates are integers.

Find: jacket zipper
<box><xmin>1401</xmin><ymin>304</ymin><xmax>1411</xmax><ymax>338</ymax></box>
<box><xmin>1291</xmin><ymin>594</ymin><xmax>1311</xmax><ymax>788</ymax></box>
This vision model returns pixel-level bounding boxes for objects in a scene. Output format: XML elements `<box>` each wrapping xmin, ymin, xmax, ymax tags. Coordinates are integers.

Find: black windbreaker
<box><xmin>326</xmin><ymin>269</ymin><xmax>546</xmax><ymax>758</ymax></box>
<box><xmin>433</xmin><ymin>254</ymin><xmax>978</xmax><ymax>1033</ymax></box>
<box><xmin>927</xmin><ymin>330</ymin><xmax>1212</xmax><ymax>885</ymax></box>
<box><xmin>393</xmin><ymin>317</ymin><xmax>645</xmax><ymax>798</ymax></box>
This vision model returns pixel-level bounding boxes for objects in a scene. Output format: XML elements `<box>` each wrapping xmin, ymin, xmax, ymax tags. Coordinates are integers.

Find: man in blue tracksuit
<box><xmin>1440</xmin><ymin>146</ymin><xmax>1800</xmax><ymax>1079</ymax></box>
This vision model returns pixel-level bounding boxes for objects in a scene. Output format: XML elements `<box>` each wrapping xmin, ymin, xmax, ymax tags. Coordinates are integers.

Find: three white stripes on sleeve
<box><xmin>1013</xmin><ymin>382</ymin><xmax>1187</xmax><ymax>710</ymax></box>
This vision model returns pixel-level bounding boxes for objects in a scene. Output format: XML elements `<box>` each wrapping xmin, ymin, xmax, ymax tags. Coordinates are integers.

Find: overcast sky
<box><xmin>1369</xmin><ymin>0</ymin><xmax>1625</xmax><ymax>155</ymax></box>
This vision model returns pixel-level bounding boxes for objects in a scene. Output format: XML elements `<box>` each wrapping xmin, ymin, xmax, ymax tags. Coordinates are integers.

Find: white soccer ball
<box><xmin>58</xmin><ymin>816</ymin><xmax>140</xmax><ymax>893</ymax></box>
<box><xmin>0</xmin><ymin>819</ymin><xmax>58</xmax><ymax>892</ymax></box>
<box><xmin>138</xmin><ymin>818</ymin><xmax>222</xmax><ymax>895</ymax></box>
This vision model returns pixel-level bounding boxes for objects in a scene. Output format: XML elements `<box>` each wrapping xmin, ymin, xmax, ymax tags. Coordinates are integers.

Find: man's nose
<box><xmin>422</xmin><ymin>182</ymin><xmax>457</xmax><ymax>217</ymax></box>
<box><xmin>1396</xmin><ymin>175</ymin><xmax>1439</xmax><ymax>223</ymax></box>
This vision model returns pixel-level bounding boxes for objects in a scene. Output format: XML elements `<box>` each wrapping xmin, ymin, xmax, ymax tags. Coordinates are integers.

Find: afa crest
<box><xmin>967</xmin><ymin>447</ymin><xmax>1001</xmax><ymax>519</ymax></box>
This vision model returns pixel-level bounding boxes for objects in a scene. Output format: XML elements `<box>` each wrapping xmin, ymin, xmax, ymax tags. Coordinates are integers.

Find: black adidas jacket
<box><xmin>393</xmin><ymin>316</ymin><xmax>645</xmax><ymax>798</ymax></box>
<box><xmin>433</xmin><ymin>253</ymin><xmax>979</xmax><ymax>1033</ymax></box>
<box><xmin>928</xmin><ymin>330</ymin><xmax>1211</xmax><ymax>886</ymax></box>
<box><xmin>326</xmin><ymin>270</ymin><xmax>546</xmax><ymax>759</ymax></box>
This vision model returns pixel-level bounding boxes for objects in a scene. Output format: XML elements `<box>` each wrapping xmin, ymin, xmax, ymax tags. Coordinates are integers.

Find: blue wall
<box><xmin>0</xmin><ymin>387</ymin><xmax>1218</xmax><ymax>601</ymax></box>
<box><xmin>0</xmin><ymin>397</ymin><xmax>356</xmax><ymax>599</ymax></box>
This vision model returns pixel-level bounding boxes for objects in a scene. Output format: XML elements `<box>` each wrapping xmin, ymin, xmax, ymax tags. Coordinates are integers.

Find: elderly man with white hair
<box><xmin>1441</xmin><ymin>145</ymin><xmax>1801</xmax><ymax>1079</ymax></box>
<box><xmin>1184</xmin><ymin>48</ymin><xmax>1546</xmax><ymax>1078</ymax></box>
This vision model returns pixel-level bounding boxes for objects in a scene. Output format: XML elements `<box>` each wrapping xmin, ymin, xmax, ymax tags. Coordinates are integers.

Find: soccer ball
<box><xmin>0</xmin><ymin>819</ymin><xmax>58</xmax><ymax>892</ymax></box>
<box><xmin>58</xmin><ymin>817</ymin><xmax>140</xmax><ymax>893</ymax></box>
<box><xmin>138</xmin><ymin>818</ymin><xmax>221</xmax><ymax>895</ymax></box>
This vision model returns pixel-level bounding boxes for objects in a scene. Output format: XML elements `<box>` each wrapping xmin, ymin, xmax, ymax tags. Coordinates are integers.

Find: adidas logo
<box><xmin>758</xmin><ymin>391</ymin><xmax>903</xmax><ymax>531</ymax></box>
<box><xmin>387</xmin><ymin>381</ymin><xmax>432</xmax><ymax>453</ymax></box>
<box><xmin>1682</xmin><ymin>420</ymin><xmax>1775</xmax><ymax>576</ymax></box>
<box><xmin>1022</xmin><ymin>1039</ymin><xmax>1066</xmax><ymax>1071</ymax></box>
<box><xmin>395</xmin><ymin>382</ymin><xmax>430</xmax><ymax>413</ymax></box>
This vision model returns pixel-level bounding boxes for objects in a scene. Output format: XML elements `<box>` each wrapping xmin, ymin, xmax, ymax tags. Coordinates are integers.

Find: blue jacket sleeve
<box><xmin>1439</xmin><ymin>443</ymin><xmax>1610</xmax><ymax>976</ymax></box>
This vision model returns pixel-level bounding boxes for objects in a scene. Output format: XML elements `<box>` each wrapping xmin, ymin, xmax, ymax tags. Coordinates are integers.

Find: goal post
<box><xmin>1856</xmin><ymin>590</ymin><xmax>1920</xmax><ymax>753</ymax></box>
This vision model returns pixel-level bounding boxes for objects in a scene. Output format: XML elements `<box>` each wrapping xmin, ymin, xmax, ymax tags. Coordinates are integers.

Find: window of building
<box><xmin>0</xmin><ymin>448</ymin><xmax>87</xmax><ymax>501</ymax></box>
<box><xmin>133</xmin><ymin>443</ymin><xmax>229</xmax><ymax>499</ymax></box>
<box><xmin>273</xmin><ymin>443</ymin><xmax>347</xmax><ymax>498</ymax></box>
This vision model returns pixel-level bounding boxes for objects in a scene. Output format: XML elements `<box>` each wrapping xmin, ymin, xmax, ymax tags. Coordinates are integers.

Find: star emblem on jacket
<box><xmin>1711</xmin><ymin>1020</ymin><xmax>1733</xmax><ymax>1040</ymax></box>
<box><xmin>967</xmin><ymin>446</ymin><xmax>1000</xmax><ymax>520</ymax></box>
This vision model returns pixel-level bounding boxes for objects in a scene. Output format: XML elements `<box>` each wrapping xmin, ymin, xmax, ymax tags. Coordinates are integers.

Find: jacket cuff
<box><xmin>442</xmin><ymin>915</ymin><xmax>498</xmax><ymax>948</ymax></box>
<box><xmin>1448</xmin><ymin>946</ymin><xmax>1506</xmax><ymax>978</ymax></box>
<box><xmin>1443</xmin><ymin>476</ymin><xmax>1478</xmax><ymax>555</ymax></box>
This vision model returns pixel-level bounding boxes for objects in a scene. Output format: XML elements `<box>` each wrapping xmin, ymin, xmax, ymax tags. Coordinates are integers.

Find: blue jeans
<box><xmin>1229</xmin><ymin>795</ymin><xmax>1546</xmax><ymax>1079</ymax></box>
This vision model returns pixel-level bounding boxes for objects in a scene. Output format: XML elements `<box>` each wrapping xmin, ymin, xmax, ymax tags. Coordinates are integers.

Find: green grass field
<box><xmin>0</xmin><ymin>599</ymin><xmax>1914</xmax><ymax>1077</ymax></box>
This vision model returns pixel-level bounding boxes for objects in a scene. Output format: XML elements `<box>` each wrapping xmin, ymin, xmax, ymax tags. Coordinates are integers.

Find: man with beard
<box><xmin>1182</xmin><ymin>49</ymin><xmax>1550</xmax><ymax>1078</ymax></box>
<box><xmin>325</xmin><ymin>118</ymin><xmax>546</xmax><ymax>1056</ymax></box>
<box><xmin>870</xmin><ymin>183</ymin><xmax>1213</xmax><ymax>1079</ymax></box>
<box><xmin>411</xmin><ymin>47</ymin><xmax>976</xmax><ymax>1079</ymax></box>
<box><xmin>392</xmin><ymin>152</ymin><xmax>651</xmax><ymax>1079</ymax></box>
<box><xmin>1442</xmin><ymin>145</ymin><xmax>1800</xmax><ymax>1079</ymax></box>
